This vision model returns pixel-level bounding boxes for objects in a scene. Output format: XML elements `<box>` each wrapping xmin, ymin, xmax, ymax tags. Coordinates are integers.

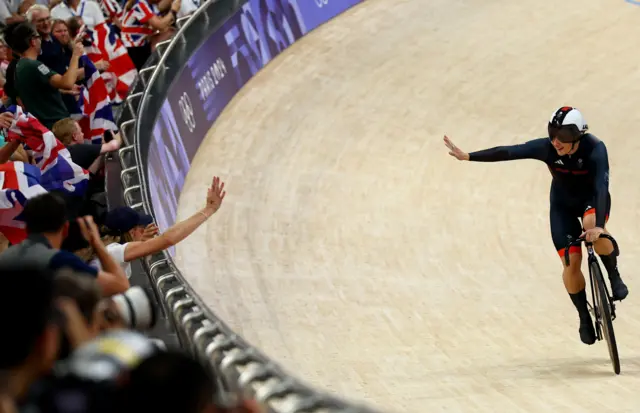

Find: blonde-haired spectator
<box><xmin>91</xmin><ymin>177</ymin><xmax>225</xmax><ymax>279</ymax></box>
<box><xmin>51</xmin><ymin>118</ymin><xmax>121</xmax><ymax>172</ymax></box>
<box><xmin>52</xmin><ymin>117</ymin><xmax>84</xmax><ymax>146</ymax></box>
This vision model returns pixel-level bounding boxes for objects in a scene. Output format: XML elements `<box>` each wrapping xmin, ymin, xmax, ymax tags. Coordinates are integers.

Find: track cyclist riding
<box><xmin>443</xmin><ymin>106</ymin><xmax>629</xmax><ymax>345</ymax></box>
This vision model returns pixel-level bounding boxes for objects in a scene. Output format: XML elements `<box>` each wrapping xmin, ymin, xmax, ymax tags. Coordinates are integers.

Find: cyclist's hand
<box><xmin>444</xmin><ymin>135</ymin><xmax>470</xmax><ymax>161</ymax></box>
<box><xmin>581</xmin><ymin>227</ymin><xmax>604</xmax><ymax>243</ymax></box>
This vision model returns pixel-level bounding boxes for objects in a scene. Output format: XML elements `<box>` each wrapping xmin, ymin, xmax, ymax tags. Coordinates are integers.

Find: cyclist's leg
<box><xmin>582</xmin><ymin>194</ymin><xmax>628</xmax><ymax>300</ymax></box>
<box><xmin>581</xmin><ymin>193</ymin><xmax>613</xmax><ymax>254</ymax></box>
<box><xmin>551</xmin><ymin>205</ymin><xmax>585</xmax><ymax>293</ymax></box>
<box><xmin>551</xmin><ymin>203</ymin><xmax>596</xmax><ymax>344</ymax></box>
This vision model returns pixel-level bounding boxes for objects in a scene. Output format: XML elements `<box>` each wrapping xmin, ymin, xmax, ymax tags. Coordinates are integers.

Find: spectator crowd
<box><xmin>0</xmin><ymin>1</ymin><xmax>253</xmax><ymax>413</ymax></box>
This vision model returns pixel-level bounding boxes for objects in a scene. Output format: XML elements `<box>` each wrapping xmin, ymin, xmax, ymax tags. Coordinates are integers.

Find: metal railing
<box><xmin>113</xmin><ymin>1</ymin><xmax>383</xmax><ymax>412</ymax></box>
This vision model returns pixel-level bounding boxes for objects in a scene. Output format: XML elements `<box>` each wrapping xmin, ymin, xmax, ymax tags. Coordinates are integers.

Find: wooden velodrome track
<box><xmin>174</xmin><ymin>0</ymin><xmax>640</xmax><ymax>411</ymax></box>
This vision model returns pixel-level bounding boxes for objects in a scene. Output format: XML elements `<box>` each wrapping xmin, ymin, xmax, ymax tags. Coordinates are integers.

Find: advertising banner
<box><xmin>147</xmin><ymin>0</ymin><xmax>363</xmax><ymax>253</ymax></box>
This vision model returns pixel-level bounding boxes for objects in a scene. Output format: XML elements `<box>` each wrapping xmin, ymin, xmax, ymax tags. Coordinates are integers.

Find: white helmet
<box><xmin>548</xmin><ymin>106</ymin><xmax>588</xmax><ymax>142</ymax></box>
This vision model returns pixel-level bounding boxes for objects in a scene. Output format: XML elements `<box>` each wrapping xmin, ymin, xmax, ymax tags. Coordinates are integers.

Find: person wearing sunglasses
<box><xmin>443</xmin><ymin>106</ymin><xmax>627</xmax><ymax>346</ymax></box>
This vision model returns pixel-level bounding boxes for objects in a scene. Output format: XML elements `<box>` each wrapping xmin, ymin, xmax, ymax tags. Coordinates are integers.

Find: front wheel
<box><xmin>591</xmin><ymin>260</ymin><xmax>620</xmax><ymax>375</ymax></box>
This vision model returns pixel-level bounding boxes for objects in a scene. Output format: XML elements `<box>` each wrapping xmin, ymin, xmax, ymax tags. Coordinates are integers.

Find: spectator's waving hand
<box><xmin>205</xmin><ymin>176</ymin><xmax>226</xmax><ymax>215</ymax></box>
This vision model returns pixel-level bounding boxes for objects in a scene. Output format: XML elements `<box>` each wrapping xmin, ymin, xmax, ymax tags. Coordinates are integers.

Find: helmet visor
<box><xmin>548</xmin><ymin>125</ymin><xmax>580</xmax><ymax>144</ymax></box>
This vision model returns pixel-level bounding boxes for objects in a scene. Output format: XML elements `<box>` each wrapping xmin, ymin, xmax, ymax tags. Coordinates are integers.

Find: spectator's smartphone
<box><xmin>74</xmin><ymin>24</ymin><xmax>87</xmax><ymax>43</ymax></box>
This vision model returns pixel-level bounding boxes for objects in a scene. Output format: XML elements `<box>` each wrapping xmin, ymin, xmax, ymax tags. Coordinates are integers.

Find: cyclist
<box><xmin>443</xmin><ymin>106</ymin><xmax>628</xmax><ymax>345</ymax></box>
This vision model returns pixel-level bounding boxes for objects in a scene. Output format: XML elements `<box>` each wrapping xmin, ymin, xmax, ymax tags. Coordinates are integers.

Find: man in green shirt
<box><xmin>3</xmin><ymin>22</ymin><xmax>83</xmax><ymax>129</ymax></box>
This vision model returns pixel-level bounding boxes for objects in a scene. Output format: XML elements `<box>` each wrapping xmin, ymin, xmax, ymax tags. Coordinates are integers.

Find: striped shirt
<box><xmin>120</xmin><ymin>0</ymin><xmax>156</xmax><ymax>48</ymax></box>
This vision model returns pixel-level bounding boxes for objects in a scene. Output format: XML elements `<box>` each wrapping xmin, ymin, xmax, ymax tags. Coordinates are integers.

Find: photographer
<box><xmin>55</xmin><ymin>270</ymin><xmax>158</xmax><ymax>339</ymax></box>
<box><xmin>119</xmin><ymin>351</ymin><xmax>260</xmax><ymax>413</ymax></box>
<box><xmin>20</xmin><ymin>270</ymin><xmax>156</xmax><ymax>413</ymax></box>
<box><xmin>0</xmin><ymin>263</ymin><xmax>91</xmax><ymax>411</ymax></box>
<box><xmin>18</xmin><ymin>269</ymin><xmax>160</xmax><ymax>413</ymax></box>
<box><xmin>0</xmin><ymin>192</ymin><xmax>130</xmax><ymax>296</ymax></box>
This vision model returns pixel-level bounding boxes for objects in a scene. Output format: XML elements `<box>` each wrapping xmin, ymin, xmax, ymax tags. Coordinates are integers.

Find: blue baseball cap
<box><xmin>104</xmin><ymin>207</ymin><xmax>154</xmax><ymax>233</ymax></box>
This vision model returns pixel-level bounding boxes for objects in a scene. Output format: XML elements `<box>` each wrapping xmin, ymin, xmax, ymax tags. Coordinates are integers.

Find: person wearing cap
<box><xmin>91</xmin><ymin>176</ymin><xmax>226</xmax><ymax>278</ymax></box>
<box><xmin>0</xmin><ymin>192</ymin><xmax>130</xmax><ymax>296</ymax></box>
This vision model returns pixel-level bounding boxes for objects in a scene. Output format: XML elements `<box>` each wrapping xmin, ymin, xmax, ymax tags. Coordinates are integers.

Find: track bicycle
<box><xmin>564</xmin><ymin>233</ymin><xmax>620</xmax><ymax>374</ymax></box>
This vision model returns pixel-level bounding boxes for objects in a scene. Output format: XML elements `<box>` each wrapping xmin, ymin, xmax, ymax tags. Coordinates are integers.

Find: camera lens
<box><xmin>110</xmin><ymin>287</ymin><xmax>157</xmax><ymax>331</ymax></box>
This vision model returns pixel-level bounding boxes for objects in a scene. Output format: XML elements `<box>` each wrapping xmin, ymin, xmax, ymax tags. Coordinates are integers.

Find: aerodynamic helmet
<box><xmin>548</xmin><ymin>106</ymin><xmax>588</xmax><ymax>143</ymax></box>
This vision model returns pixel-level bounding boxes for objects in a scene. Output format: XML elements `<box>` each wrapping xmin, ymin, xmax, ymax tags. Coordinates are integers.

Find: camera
<box><xmin>106</xmin><ymin>286</ymin><xmax>157</xmax><ymax>331</ymax></box>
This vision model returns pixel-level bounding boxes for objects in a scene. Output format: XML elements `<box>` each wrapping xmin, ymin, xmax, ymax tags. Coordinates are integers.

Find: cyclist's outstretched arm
<box><xmin>444</xmin><ymin>135</ymin><xmax>549</xmax><ymax>162</ymax></box>
<box><xmin>590</xmin><ymin>141</ymin><xmax>610</xmax><ymax>229</ymax></box>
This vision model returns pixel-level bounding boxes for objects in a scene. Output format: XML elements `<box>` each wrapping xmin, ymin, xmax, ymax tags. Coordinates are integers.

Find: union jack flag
<box><xmin>100</xmin><ymin>0</ymin><xmax>125</xmax><ymax>24</ymax></box>
<box><xmin>0</xmin><ymin>161</ymin><xmax>47</xmax><ymax>244</ymax></box>
<box><xmin>85</xmin><ymin>24</ymin><xmax>137</xmax><ymax>104</ymax></box>
<box><xmin>5</xmin><ymin>106</ymin><xmax>90</xmax><ymax>195</ymax></box>
<box><xmin>0</xmin><ymin>108</ymin><xmax>91</xmax><ymax>243</ymax></box>
<box><xmin>78</xmin><ymin>55</ymin><xmax>118</xmax><ymax>144</ymax></box>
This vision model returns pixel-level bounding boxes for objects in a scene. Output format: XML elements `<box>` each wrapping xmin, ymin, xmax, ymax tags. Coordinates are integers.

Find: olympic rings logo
<box><xmin>178</xmin><ymin>92</ymin><xmax>196</xmax><ymax>133</ymax></box>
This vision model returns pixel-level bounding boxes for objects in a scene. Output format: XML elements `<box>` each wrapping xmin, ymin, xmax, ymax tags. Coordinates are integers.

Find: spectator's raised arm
<box><xmin>144</xmin><ymin>0</ymin><xmax>180</xmax><ymax>32</ymax></box>
<box><xmin>0</xmin><ymin>112</ymin><xmax>18</xmax><ymax>163</ymax></box>
<box><xmin>121</xmin><ymin>176</ymin><xmax>225</xmax><ymax>261</ymax></box>
<box><xmin>0</xmin><ymin>140</ymin><xmax>21</xmax><ymax>164</ymax></box>
<box><xmin>121</xmin><ymin>0</ymin><xmax>180</xmax><ymax>69</ymax></box>
<box><xmin>48</xmin><ymin>38</ymin><xmax>83</xmax><ymax>90</ymax></box>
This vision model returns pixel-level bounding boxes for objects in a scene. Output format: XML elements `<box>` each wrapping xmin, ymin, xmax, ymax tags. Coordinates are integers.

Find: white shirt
<box><xmin>0</xmin><ymin>0</ymin><xmax>19</xmax><ymax>24</ymax></box>
<box><xmin>177</xmin><ymin>0</ymin><xmax>199</xmax><ymax>18</ymax></box>
<box><xmin>51</xmin><ymin>0</ymin><xmax>106</xmax><ymax>28</ymax></box>
<box><xmin>91</xmin><ymin>242</ymin><xmax>132</xmax><ymax>279</ymax></box>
